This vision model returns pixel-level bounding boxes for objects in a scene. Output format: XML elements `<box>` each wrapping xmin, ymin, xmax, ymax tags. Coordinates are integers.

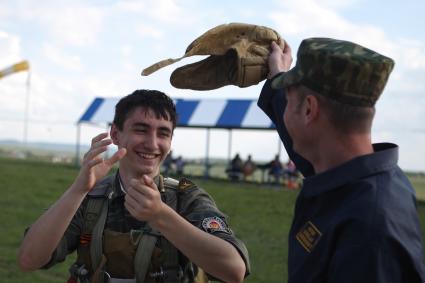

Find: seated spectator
<box><xmin>175</xmin><ymin>155</ymin><xmax>185</xmax><ymax>176</ymax></box>
<box><xmin>268</xmin><ymin>154</ymin><xmax>283</xmax><ymax>184</ymax></box>
<box><xmin>242</xmin><ymin>155</ymin><xmax>256</xmax><ymax>181</ymax></box>
<box><xmin>162</xmin><ymin>150</ymin><xmax>174</xmax><ymax>175</ymax></box>
<box><xmin>283</xmin><ymin>159</ymin><xmax>299</xmax><ymax>189</ymax></box>
<box><xmin>226</xmin><ymin>153</ymin><xmax>243</xmax><ymax>181</ymax></box>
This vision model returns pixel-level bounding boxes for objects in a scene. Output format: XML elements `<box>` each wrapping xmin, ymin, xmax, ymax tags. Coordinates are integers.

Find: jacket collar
<box><xmin>301</xmin><ymin>143</ymin><xmax>399</xmax><ymax>198</ymax></box>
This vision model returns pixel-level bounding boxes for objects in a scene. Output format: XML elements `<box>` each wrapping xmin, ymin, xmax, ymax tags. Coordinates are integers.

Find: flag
<box><xmin>0</xmin><ymin>60</ymin><xmax>30</xmax><ymax>80</ymax></box>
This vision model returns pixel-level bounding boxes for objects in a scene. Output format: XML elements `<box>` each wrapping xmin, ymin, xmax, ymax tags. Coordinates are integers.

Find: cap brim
<box><xmin>271</xmin><ymin>68</ymin><xmax>301</xmax><ymax>90</ymax></box>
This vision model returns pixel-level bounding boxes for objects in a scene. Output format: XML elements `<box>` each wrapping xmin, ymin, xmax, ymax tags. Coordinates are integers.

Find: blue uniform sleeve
<box><xmin>257</xmin><ymin>78</ymin><xmax>314</xmax><ymax>177</ymax></box>
<box><xmin>327</xmin><ymin>243</ymin><xmax>424</xmax><ymax>283</ymax></box>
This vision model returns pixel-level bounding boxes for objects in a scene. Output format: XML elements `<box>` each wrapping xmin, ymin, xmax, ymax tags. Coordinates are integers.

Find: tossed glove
<box><xmin>141</xmin><ymin>22</ymin><xmax>282</xmax><ymax>90</ymax></box>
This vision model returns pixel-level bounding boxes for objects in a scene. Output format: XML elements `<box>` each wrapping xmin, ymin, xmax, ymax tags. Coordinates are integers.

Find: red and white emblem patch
<box><xmin>202</xmin><ymin>217</ymin><xmax>230</xmax><ymax>234</ymax></box>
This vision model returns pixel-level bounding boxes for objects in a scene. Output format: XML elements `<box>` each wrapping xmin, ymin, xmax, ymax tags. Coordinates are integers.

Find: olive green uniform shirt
<box><xmin>43</xmin><ymin>172</ymin><xmax>250</xmax><ymax>280</ymax></box>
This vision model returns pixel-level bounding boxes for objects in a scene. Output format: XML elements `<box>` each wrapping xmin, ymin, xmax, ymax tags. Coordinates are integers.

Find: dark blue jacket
<box><xmin>258</xmin><ymin>79</ymin><xmax>425</xmax><ymax>283</ymax></box>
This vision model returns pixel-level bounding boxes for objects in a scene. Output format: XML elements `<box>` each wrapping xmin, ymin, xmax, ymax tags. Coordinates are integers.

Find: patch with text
<box><xmin>296</xmin><ymin>221</ymin><xmax>322</xmax><ymax>252</ymax></box>
<box><xmin>178</xmin><ymin>178</ymin><xmax>194</xmax><ymax>190</ymax></box>
<box><xmin>202</xmin><ymin>217</ymin><xmax>230</xmax><ymax>234</ymax></box>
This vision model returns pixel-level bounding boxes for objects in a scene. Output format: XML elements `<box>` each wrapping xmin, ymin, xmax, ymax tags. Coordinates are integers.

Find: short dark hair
<box><xmin>296</xmin><ymin>85</ymin><xmax>375</xmax><ymax>134</ymax></box>
<box><xmin>113</xmin><ymin>89</ymin><xmax>177</xmax><ymax>130</ymax></box>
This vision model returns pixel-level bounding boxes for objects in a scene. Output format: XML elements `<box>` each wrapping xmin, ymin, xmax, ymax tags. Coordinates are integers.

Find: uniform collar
<box><xmin>301</xmin><ymin>143</ymin><xmax>399</xmax><ymax>198</ymax></box>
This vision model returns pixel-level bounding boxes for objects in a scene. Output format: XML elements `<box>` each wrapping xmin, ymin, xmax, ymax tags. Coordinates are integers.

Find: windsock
<box><xmin>0</xmin><ymin>60</ymin><xmax>30</xmax><ymax>80</ymax></box>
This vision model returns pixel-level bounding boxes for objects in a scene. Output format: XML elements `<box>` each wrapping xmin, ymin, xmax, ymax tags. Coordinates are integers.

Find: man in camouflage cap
<box><xmin>18</xmin><ymin>90</ymin><xmax>250</xmax><ymax>282</ymax></box>
<box><xmin>258</xmin><ymin>38</ymin><xmax>425</xmax><ymax>282</ymax></box>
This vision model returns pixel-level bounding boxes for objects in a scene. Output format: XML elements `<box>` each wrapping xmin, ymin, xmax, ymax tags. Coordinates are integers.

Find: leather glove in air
<box><xmin>141</xmin><ymin>23</ymin><xmax>282</xmax><ymax>90</ymax></box>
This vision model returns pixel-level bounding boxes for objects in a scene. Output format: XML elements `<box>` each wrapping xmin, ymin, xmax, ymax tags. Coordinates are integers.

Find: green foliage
<box><xmin>1</xmin><ymin>157</ymin><xmax>424</xmax><ymax>282</ymax></box>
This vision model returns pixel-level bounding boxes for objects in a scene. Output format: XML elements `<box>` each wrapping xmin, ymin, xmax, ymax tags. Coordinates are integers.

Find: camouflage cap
<box><xmin>271</xmin><ymin>37</ymin><xmax>395</xmax><ymax>107</ymax></box>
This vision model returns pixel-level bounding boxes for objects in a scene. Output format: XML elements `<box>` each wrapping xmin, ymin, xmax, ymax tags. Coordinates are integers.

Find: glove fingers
<box><xmin>248</xmin><ymin>45</ymin><xmax>270</xmax><ymax>57</ymax></box>
<box><xmin>171</xmin><ymin>52</ymin><xmax>237</xmax><ymax>91</ymax></box>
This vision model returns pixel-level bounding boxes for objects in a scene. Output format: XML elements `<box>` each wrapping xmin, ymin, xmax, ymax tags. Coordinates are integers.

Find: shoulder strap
<box><xmin>75</xmin><ymin>174</ymin><xmax>115</xmax><ymax>282</ymax></box>
<box><xmin>134</xmin><ymin>223</ymin><xmax>158</xmax><ymax>283</ymax></box>
<box><xmin>89</xmin><ymin>197</ymin><xmax>108</xmax><ymax>278</ymax></box>
<box><xmin>162</xmin><ymin>177</ymin><xmax>182</xmax><ymax>283</ymax></box>
<box><xmin>133</xmin><ymin>176</ymin><xmax>182</xmax><ymax>283</ymax></box>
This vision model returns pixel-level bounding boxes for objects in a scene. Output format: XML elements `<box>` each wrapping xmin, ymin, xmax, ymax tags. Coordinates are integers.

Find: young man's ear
<box><xmin>110</xmin><ymin>124</ymin><xmax>120</xmax><ymax>145</ymax></box>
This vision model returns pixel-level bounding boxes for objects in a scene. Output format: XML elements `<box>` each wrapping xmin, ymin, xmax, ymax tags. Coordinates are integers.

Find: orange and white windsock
<box><xmin>0</xmin><ymin>60</ymin><xmax>30</xmax><ymax>80</ymax></box>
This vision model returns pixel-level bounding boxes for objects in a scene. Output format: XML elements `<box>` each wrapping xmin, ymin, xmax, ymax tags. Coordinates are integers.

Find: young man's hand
<box><xmin>75</xmin><ymin>132</ymin><xmax>126</xmax><ymax>194</ymax></box>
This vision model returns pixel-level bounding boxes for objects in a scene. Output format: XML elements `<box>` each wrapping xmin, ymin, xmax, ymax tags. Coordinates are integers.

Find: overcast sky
<box><xmin>1</xmin><ymin>0</ymin><xmax>424</xmax><ymax>171</ymax></box>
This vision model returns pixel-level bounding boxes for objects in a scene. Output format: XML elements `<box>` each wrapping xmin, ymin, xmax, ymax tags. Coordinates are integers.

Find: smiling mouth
<box><xmin>137</xmin><ymin>152</ymin><xmax>159</xmax><ymax>160</ymax></box>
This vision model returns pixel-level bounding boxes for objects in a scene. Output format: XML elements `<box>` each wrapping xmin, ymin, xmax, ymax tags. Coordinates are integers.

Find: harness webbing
<box><xmin>134</xmin><ymin>225</ymin><xmax>158</xmax><ymax>282</ymax></box>
<box><xmin>90</xmin><ymin>198</ymin><xmax>108</xmax><ymax>283</ymax></box>
<box><xmin>77</xmin><ymin>174</ymin><xmax>183</xmax><ymax>283</ymax></box>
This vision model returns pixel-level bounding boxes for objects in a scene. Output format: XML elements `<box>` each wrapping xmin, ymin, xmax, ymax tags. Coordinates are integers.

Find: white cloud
<box><xmin>45</xmin><ymin>6</ymin><xmax>104</xmax><ymax>46</ymax></box>
<box><xmin>136</xmin><ymin>25</ymin><xmax>164</xmax><ymax>39</ymax></box>
<box><xmin>270</xmin><ymin>0</ymin><xmax>388</xmax><ymax>49</ymax></box>
<box><xmin>42</xmin><ymin>43</ymin><xmax>83</xmax><ymax>71</ymax></box>
<box><xmin>269</xmin><ymin>2</ymin><xmax>425</xmax><ymax>91</ymax></box>
<box><xmin>115</xmin><ymin>0</ymin><xmax>146</xmax><ymax>13</ymax></box>
<box><xmin>18</xmin><ymin>1</ymin><xmax>104</xmax><ymax>47</ymax></box>
<box><xmin>116</xmin><ymin>0</ymin><xmax>198</xmax><ymax>25</ymax></box>
<box><xmin>0</xmin><ymin>31</ymin><xmax>23</xmax><ymax>66</ymax></box>
<box><xmin>148</xmin><ymin>0</ymin><xmax>187</xmax><ymax>23</ymax></box>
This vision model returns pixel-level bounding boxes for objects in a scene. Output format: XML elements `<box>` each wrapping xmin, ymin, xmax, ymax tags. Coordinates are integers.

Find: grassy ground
<box><xmin>1</xmin><ymin>157</ymin><xmax>424</xmax><ymax>282</ymax></box>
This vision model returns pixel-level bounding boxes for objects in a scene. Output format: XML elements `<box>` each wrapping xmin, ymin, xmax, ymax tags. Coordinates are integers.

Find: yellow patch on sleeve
<box><xmin>295</xmin><ymin>221</ymin><xmax>322</xmax><ymax>253</ymax></box>
<box><xmin>178</xmin><ymin>178</ymin><xmax>194</xmax><ymax>190</ymax></box>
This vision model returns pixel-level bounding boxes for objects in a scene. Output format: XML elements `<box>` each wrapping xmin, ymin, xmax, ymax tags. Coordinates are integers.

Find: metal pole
<box><xmin>204</xmin><ymin>128</ymin><xmax>210</xmax><ymax>179</ymax></box>
<box><xmin>75</xmin><ymin>124</ymin><xmax>81</xmax><ymax>167</ymax></box>
<box><xmin>23</xmin><ymin>71</ymin><xmax>31</xmax><ymax>147</ymax></box>
<box><xmin>277</xmin><ymin>136</ymin><xmax>282</xmax><ymax>158</ymax></box>
<box><xmin>227</xmin><ymin>129</ymin><xmax>232</xmax><ymax>163</ymax></box>
<box><xmin>104</xmin><ymin>123</ymin><xmax>110</xmax><ymax>160</ymax></box>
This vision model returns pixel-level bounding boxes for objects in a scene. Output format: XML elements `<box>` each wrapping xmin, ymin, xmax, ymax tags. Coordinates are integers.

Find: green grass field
<box><xmin>1</xmin><ymin>157</ymin><xmax>424</xmax><ymax>282</ymax></box>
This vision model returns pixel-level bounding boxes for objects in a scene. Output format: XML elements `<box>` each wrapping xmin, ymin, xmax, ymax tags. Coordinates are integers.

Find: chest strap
<box><xmin>90</xmin><ymin>196</ymin><xmax>109</xmax><ymax>283</ymax></box>
<box><xmin>88</xmin><ymin>176</ymin><xmax>182</xmax><ymax>283</ymax></box>
<box><xmin>134</xmin><ymin>224</ymin><xmax>159</xmax><ymax>283</ymax></box>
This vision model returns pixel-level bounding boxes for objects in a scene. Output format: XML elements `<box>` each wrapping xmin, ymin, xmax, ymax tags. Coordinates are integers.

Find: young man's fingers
<box><xmin>92</xmin><ymin>139</ymin><xmax>112</xmax><ymax>150</ymax></box>
<box><xmin>87</xmin><ymin>156</ymin><xmax>104</xmax><ymax>168</ymax></box>
<box><xmin>84</xmin><ymin>146</ymin><xmax>108</xmax><ymax>161</ymax></box>
<box><xmin>105</xmin><ymin>148</ymin><xmax>127</xmax><ymax>166</ymax></box>
<box><xmin>124</xmin><ymin>201</ymin><xmax>137</xmax><ymax>216</ymax></box>
<box><xmin>124</xmin><ymin>193</ymin><xmax>139</xmax><ymax>208</ymax></box>
<box><xmin>91</xmin><ymin>132</ymin><xmax>108</xmax><ymax>146</ymax></box>
<box><xmin>128</xmin><ymin>179</ymin><xmax>151</xmax><ymax>199</ymax></box>
<box><xmin>142</xmin><ymin>175</ymin><xmax>154</xmax><ymax>187</ymax></box>
<box><xmin>142</xmin><ymin>175</ymin><xmax>160</xmax><ymax>194</ymax></box>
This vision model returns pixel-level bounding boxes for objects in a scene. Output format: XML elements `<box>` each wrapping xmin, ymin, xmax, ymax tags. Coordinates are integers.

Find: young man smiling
<box><xmin>18</xmin><ymin>90</ymin><xmax>249</xmax><ymax>283</ymax></box>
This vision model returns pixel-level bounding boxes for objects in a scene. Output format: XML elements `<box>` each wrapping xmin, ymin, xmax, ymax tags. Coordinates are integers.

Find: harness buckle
<box><xmin>149</xmin><ymin>266</ymin><xmax>184</xmax><ymax>281</ymax></box>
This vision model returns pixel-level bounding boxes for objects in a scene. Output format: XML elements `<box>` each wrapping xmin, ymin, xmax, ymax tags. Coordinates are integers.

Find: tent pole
<box><xmin>23</xmin><ymin>71</ymin><xmax>31</xmax><ymax>150</ymax></box>
<box><xmin>75</xmin><ymin>124</ymin><xmax>81</xmax><ymax>167</ymax></box>
<box><xmin>104</xmin><ymin>123</ymin><xmax>110</xmax><ymax>160</ymax></box>
<box><xmin>227</xmin><ymin>129</ymin><xmax>232</xmax><ymax>163</ymax></box>
<box><xmin>277</xmin><ymin>136</ymin><xmax>282</xmax><ymax>158</ymax></box>
<box><xmin>204</xmin><ymin>128</ymin><xmax>210</xmax><ymax>179</ymax></box>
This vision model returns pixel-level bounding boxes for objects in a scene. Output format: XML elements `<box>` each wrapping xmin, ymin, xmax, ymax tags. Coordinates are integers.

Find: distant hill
<box><xmin>0</xmin><ymin>139</ymin><xmax>90</xmax><ymax>155</ymax></box>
